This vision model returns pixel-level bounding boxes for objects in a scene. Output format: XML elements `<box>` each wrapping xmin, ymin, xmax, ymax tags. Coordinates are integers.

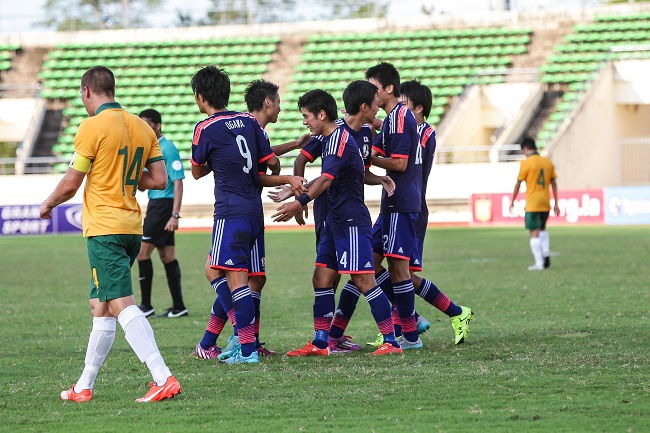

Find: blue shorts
<box><xmin>316</xmin><ymin>224</ymin><xmax>375</xmax><ymax>274</ymax></box>
<box><xmin>314</xmin><ymin>220</ymin><xmax>326</xmax><ymax>250</ymax></box>
<box><xmin>409</xmin><ymin>229</ymin><xmax>426</xmax><ymax>271</ymax></box>
<box><xmin>371</xmin><ymin>215</ymin><xmax>384</xmax><ymax>256</ymax></box>
<box><xmin>209</xmin><ymin>216</ymin><xmax>264</xmax><ymax>273</ymax></box>
<box><xmin>381</xmin><ymin>212</ymin><xmax>418</xmax><ymax>261</ymax></box>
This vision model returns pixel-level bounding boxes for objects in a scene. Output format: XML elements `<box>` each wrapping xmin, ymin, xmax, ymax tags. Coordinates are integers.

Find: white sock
<box><xmin>540</xmin><ymin>230</ymin><xmax>550</xmax><ymax>257</ymax></box>
<box><xmin>529</xmin><ymin>238</ymin><xmax>544</xmax><ymax>268</ymax></box>
<box><xmin>75</xmin><ymin>317</ymin><xmax>116</xmax><ymax>393</ymax></box>
<box><xmin>118</xmin><ymin>305</ymin><xmax>171</xmax><ymax>386</ymax></box>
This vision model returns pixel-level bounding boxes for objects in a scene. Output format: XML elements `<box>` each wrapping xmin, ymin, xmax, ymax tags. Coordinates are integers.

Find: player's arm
<box><xmin>271</xmin><ymin>133</ymin><xmax>311</xmax><ymax>157</ymax></box>
<box><xmin>39</xmin><ymin>166</ymin><xmax>86</xmax><ymax>219</ymax></box>
<box><xmin>259</xmin><ymin>174</ymin><xmax>307</xmax><ymax>193</ymax></box>
<box><xmin>371</xmin><ymin>154</ymin><xmax>408</xmax><ymax>172</ymax></box>
<box><xmin>510</xmin><ymin>180</ymin><xmax>522</xmax><ymax>213</ymax></box>
<box><xmin>164</xmin><ymin>179</ymin><xmax>183</xmax><ymax>231</ymax></box>
<box><xmin>272</xmin><ymin>175</ymin><xmax>331</xmax><ymax>222</ymax></box>
<box><xmin>140</xmin><ymin>160</ymin><xmax>167</xmax><ymax>190</ymax></box>
<box><xmin>363</xmin><ymin>168</ymin><xmax>395</xmax><ymax>197</ymax></box>
<box><xmin>550</xmin><ymin>178</ymin><xmax>560</xmax><ymax>216</ymax></box>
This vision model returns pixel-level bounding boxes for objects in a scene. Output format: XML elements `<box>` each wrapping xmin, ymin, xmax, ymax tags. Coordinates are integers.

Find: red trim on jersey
<box><xmin>258</xmin><ymin>152</ymin><xmax>275</xmax><ymax>163</ymax></box>
<box><xmin>315</xmin><ymin>262</ymin><xmax>328</xmax><ymax>268</ymax></box>
<box><xmin>391</xmin><ymin>154</ymin><xmax>409</xmax><ymax>158</ymax></box>
<box><xmin>337</xmin><ymin>129</ymin><xmax>349</xmax><ymax>157</ymax></box>
<box><xmin>258</xmin><ymin>172</ymin><xmax>266</xmax><ymax>176</ymax></box>
<box><xmin>397</xmin><ymin>105</ymin><xmax>408</xmax><ymax>134</ymax></box>
<box><xmin>322</xmin><ymin>172</ymin><xmax>335</xmax><ymax>180</ymax></box>
<box><xmin>384</xmin><ymin>253</ymin><xmax>410</xmax><ymax>261</ymax></box>
<box><xmin>409</xmin><ymin>266</ymin><xmax>423</xmax><ymax>272</ymax></box>
<box><xmin>190</xmin><ymin>158</ymin><xmax>206</xmax><ymax>166</ymax></box>
<box><xmin>209</xmin><ymin>265</ymin><xmax>249</xmax><ymax>272</ymax></box>
<box><xmin>340</xmin><ymin>270</ymin><xmax>375</xmax><ymax>274</ymax></box>
<box><xmin>300</xmin><ymin>149</ymin><xmax>315</xmax><ymax>163</ymax></box>
<box><xmin>248</xmin><ymin>272</ymin><xmax>266</xmax><ymax>276</ymax></box>
<box><xmin>421</xmin><ymin>126</ymin><xmax>434</xmax><ymax>149</ymax></box>
<box><xmin>193</xmin><ymin>113</ymin><xmax>244</xmax><ymax>145</ymax></box>
<box><xmin>372</xmin><ymin>145</ymin><xmax>385</xmax><ymax>155</ymax></box>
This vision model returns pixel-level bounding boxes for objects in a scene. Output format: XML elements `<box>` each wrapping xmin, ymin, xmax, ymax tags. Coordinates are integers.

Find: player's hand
<box><xmin>287</xmin><ymin>176</ymin><xmax>307</xmax><ymax>196</ymax></box>
<box><xmin>272</xmin><ymin>201</ymin><xmax>303</xmax><ymax>222</ymax></box>
<box><xmin>553</xmin><ymin>204</ymin><xmax>560</xmax><ymax>216</ymax></box>
<box><xmin>294</xmin><ymin>133</ymin><xmax>311</xmax><ymax>149</ymax></box>
<box><xmin>381</xmin><ymin>176</ymin><xmax>396</xmax><ymax>197</ymax></box>
<box><xmin>267</xmin><ymin>185</ymin><xmax>293</xmax><ymax>202</ymax></box>
<box><xmin>164</xmin><ymin>217</ymin><xmax>179</xmax><ymax>231</ymax></box>
<box><xmin>39</xmin><ymin>202</ymin><xmax>54</xmax><ymax>219</ymax></box>
<box><xmin>295</xmin><ymin>206</ymin><xmax>307</xmax><ymax>226</ymax></box>
<box><xmin>509</xmin><ymin>203</ymin><xmax>515</xmax><ymax>214</ymax></box>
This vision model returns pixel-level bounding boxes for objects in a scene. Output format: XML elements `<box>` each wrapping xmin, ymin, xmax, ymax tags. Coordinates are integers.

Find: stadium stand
<box><xmin>535</xmin><ymin>11</ymin><xmax>650</xmax><ymax>147</ymax></box>
<box><xmin>38</xmin><ymin>36</ymin><xmax>280</xmax><ymax>172</ymax></box>
<box><xmin>266</xmin><ymin>26</ymin><xmax>532</xmax><ymax>165</ymax></box>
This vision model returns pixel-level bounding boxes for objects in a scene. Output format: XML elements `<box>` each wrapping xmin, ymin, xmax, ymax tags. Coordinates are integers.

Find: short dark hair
<box><xmin>365</xmin><ymin>62</ymin><xmax>401</xmax><ymax>97</ymax></box>
<box><xmin>297</xmin><ymin>89</ymin><xmax>337</xmax><ymax>122</ymax></box>
<box><xmin>400</xmin><ymin>80</ymin><xmax>433</xmax><ymax>119</ymax></box>
<box><xmin>191</xmin><ymin>65</ymin><xmax>230</xmax><ymax>109</ymax></box>
<box><xmin>139</xmin><ymin>108</ymin><xmax>161</xmax><ymax>124</ymax></box>
<box><xmin>342</xmin><ymin>80</ymin><xmax>377</xmax><ymax>115</ymax></box>
<box><xmin>521</xmin><ymin>137</ymin><xmax>537</xmax><ymax>151</ymax></box>
<box><xmin>81</xmin><ymin>66</ymin><xmax>115</xmax><ymax>97</ymax></box>
<box><xmin>244</xmin><ymin>79</ymin><xmax>279</xmax><ymax>112</ymax></box>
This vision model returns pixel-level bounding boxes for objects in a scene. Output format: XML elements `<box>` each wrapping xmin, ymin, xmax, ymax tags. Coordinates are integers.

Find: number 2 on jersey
<box><xmin>236</xmin><ymin>135</ymin><xmax>253</xmax><ymax>173</ymax></box>
<box><xmin>536</xmin><ymin>168</ymin><xmax>546</xmax><ymax>189</ymax></box>
<box><xmin>118</xmin><ymin>146</ymin><xmax>144</xmax><ymax>196</ymax></box>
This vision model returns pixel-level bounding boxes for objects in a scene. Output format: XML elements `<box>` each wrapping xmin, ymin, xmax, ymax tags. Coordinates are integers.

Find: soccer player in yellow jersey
<box><xmin>39</xmin><ymin>66</ymin><xmax>181</xmax><ymax>403</ymax></box>
<box><xmin>510</xmin><ymin>137</ymin><xmax>560</xmax><ymax>271</ymax></box>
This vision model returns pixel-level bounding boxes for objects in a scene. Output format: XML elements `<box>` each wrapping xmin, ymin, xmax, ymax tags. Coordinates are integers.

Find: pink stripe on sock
<box><xmin>227</xmin><ymin>309</ymin><xmax>236</xmax><ymax>327</ymax></box>
<box><xmin>314</xmin><ymin>317</ymin><xmax>331</xmax><ymax>331</ymax></box>
<box><xmin>331</xmin><ymin>315</ymin><xmax>350</xmax><ymax>331</ymax></box>
<box><xmin>401</xmin><ymin>316</ymin><xmax>417</xmax><ymax>333</ymax></box>
<box><xmin>207</xmin><ymin>315</ymin><xmax>227</xmax><ymax>335</ymax></box>
<box><xmin>238</xmin><ymin>324</ymin><xmax>255</xmax><ymax>345</ymax></box>
<box><xmin>391</xmin><ymin>308</ymin><xmax>401</xmax><ymax>326</ymax></box>
<box><xmin>254</xmin><ymin>317</ymin><xmax>260</xmax><ymax>335</ymax></box>
<box><xmin>433</xmin><ymin>293</ymin><xmax>451</xmax><ymax>312</ymax></box>
<box><xmin>377</xmin><ymin>318</ymin><xmax>394</xmax><ymax>335</ymax></box>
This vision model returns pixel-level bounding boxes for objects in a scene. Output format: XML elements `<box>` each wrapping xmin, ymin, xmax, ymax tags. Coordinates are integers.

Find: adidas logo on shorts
<box><xmin>225</xmin><ymin>259</ymin><xmax>234</xmax><ymax>265</ymax></box>
<box><xmin>364</xmin><ymin>262</ymin><xmax>372</xmax><ymax>268</ymax></box>
<box><xmin>398</xmin><ymin>247</ymin><xmax>404</xmax><ymax>253</ymax></box>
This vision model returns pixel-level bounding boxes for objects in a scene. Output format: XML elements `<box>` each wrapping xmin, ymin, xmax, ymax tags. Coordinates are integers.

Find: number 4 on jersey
<box><xmin>537</xmin><ymin>168</ymin><xmax>546</xmax><ymax>189</ymax></box>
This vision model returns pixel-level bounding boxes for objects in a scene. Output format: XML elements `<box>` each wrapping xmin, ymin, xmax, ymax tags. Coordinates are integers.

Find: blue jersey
<box><xmin>342</xmin><ymin>119</ymin><xmax>373</xmax><ymax>169</ymax></box>
<box><xmin>191</xmin><ymin>111</ymin><xmax>274</xmax><ymax>219</ymax></box>
<box><xmin>373</xmin><ymin>103</ymin><xmax>421</xmax><ymax>214</ymax></box>
<box><xmin>416</xmin><ymin>122</ymin><xmax>437</xmax><ymax>230</ymax></box>
<box><xmin>321</xmin><ymin>124</ymin><xmax>371</xmax><ymax>228</ymax></box>
<box><xmin>148</xmin><ymin>136</ymin><xmax>185</xmax><ymax>200</ymax></box>
<box><xmin>300</xmin><ymin>135</ymin><xmax>328</xmax><ymax>223</ymax></box>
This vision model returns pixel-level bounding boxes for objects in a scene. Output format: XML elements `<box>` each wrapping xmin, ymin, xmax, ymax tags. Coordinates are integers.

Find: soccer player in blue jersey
<box><xmin>273</xmin><ymin>89</ymin><xmax>402</xmax><ymax>356</ymax></box>
<box><xmin>399</xmin><ymin>80</ymin><xmax>473</xmax><ymax>344</ymax></box>
<box><xmin>191</xmin><ymin>65</ymin><xmax>301</xmax><ymax>364</ymax></box>
<box><xmin>365</xmin><ymin>62</ymin><xmax>424</xmax><ymax>349</ymax></box>
<box><xmin>195</xmin><ymin>79</ymin><xmax>308</xmax><ymax>360</ymax></box>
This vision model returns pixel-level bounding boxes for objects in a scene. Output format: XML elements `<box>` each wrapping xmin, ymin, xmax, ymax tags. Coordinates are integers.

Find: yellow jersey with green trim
<box><xmin>70</xmin><ymin>102</ymin><xmax>163</xmax><ymax>236</ymax></box>
<box><xmin>517</xmin><ymin>153</ymin><xmax>556</xmax><ymax>212</ymax></box>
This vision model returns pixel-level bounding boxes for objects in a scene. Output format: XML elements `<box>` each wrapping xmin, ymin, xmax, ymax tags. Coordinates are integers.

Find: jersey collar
<box><xmin>95</xmin><ymin>102</ymin><xmax>122</xmax><ymax>115</ymax></box>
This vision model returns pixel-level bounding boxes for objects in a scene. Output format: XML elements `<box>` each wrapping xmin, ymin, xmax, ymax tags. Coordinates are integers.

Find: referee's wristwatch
<box><xmin>172</xmin><ymin>213</ymin><xmax>181</xmax><ymax>219</ymax></box>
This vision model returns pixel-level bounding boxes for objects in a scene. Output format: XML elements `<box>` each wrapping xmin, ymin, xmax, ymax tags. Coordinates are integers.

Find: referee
<box><xmin>137</xmin><ymin>109</ymin><xmax>187</xmax><ymax>318</ymax></box>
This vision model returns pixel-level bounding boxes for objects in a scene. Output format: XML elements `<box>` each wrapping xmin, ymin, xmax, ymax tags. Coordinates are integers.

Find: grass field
<box><xmin>0</xmin><ymin>225</ymin><xmax>648</xmax><ymax>433</ymax></box>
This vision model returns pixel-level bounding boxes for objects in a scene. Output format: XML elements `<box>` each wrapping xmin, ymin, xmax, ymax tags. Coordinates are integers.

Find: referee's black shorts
<box><xmin>142</xmin><ymin>198</ymin><xmax>175</xmax><ymax>247</ymax></box>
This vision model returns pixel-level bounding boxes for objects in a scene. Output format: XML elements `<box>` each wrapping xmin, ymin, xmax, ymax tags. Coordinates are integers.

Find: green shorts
<box><xmin>87</xmin><ymin>234</ymin><xmax>141</xmax><ymax>301</ymax></box>
<box><xmin>525</xmin><ymin>211</ymin><xmax>550</xmax><ymax>231</ymax></box>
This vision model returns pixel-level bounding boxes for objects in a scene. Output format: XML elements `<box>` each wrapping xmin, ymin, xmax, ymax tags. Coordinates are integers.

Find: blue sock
<box><xmin>312</xmin><ymin>287</ymin><xmax>335</xmax><ymax>349</ymax></box>
<box><xmin>200</xmin><ymin>295</ymin><xmax>228</xmax><ymax>349</ymax></box>
<box><xmin>375</xmin><ymin>269</ymin><xmax>395</xmax><ymax>303</ymax></box>
<box><xmin>416</xmin><ymin>278</ymin><xmax>462</xmax><ymax>317</ymax></box>
<box><xmin>213</xmin><ymin>276</ymin><xmax>237</xmax><ymax>336</ymax></box>
<box><xmin>330</xmin><ymin>280</ymin><xmax>361</xmax><ymax>339</ymax></box>
<box><xmin>393</xmin><ymin>279</ymin><xmax>418</xmax><ymax>342</ymax></box>
<box><xmin>251</xmin><ymin>291</ymin><xmax>261</xmax><ymax>347</ymax></box>
<box><xmin>364</xmin><ymin>286</ymin><xmax>397</xmax><ymax>346</ymax></box>
<box><xmin>231</xmin><ymin>286</ymin><xmax>256</xmax><ymax>357</ymax></box>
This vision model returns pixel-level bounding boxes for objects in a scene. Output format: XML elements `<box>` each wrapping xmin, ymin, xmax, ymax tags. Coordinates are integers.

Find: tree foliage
<box><xmin>41</xmin><ymin>0</ymin><xmax>164</xmax><ymax>31</ymax></box>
